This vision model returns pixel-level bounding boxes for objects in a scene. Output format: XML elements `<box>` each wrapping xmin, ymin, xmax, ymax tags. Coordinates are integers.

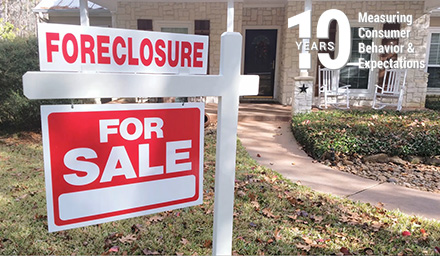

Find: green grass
<box><xmin>0</xmin><ymin>130</ymin><xmax>440</xmax><ymax>255</ymax></box>
<box><xmin>292</xmin><ymin>110</ymin><xmax>440</xmax><ymax>159</ymax></box>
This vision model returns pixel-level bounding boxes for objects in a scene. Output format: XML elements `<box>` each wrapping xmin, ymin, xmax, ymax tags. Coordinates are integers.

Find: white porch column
<box><xmin>79</xmin><ymin>0</ymin><xmax>90</xmax><ymax>26</ymax></box>
<box><xmin>80</xmin><ymin>0</ymin><xmax>101</xmax><ymax>104</ymax></box>
<box><xmin>300</xmin><ymin>0</ymin><xmax>312</xmax><ymax>77</ymax></box>
<box><xmin>227</xmin><ymin>0</ymin><xmax>234</xmax><ymax>32</ymax></box>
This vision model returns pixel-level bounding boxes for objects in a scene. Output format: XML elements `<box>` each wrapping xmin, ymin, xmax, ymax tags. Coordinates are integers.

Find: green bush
<box><xmin>0</xmin><ymin>37</ymin><xmax>77</xmax><ymax>132</ymax></box>
<box><xmin>291</xmin><ymin>110</ymin><xmax>440</xmax><ymax>158</ymax></box>
<box><xmin>0</xmin><ymin>37</ymin><xmax>39</xmax><ymax>131</ymax></box>
<box><xmin>425</xmin><ymin>97</ymin><xmax>440</xmax><ymax>111</ymax></box>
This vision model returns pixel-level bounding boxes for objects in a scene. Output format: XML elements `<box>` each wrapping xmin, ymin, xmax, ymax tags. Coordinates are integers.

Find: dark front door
<box><xmin>244</xmin><ymin>29</ymin><xmax>277</xmax><ymax>97</ymax></box>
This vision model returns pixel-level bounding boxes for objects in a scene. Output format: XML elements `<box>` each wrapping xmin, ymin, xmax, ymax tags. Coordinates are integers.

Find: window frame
<box><xmin>426</xmin><ymin>27</ymin><xmax>440</xmax><ymax>94</ymax></box>
<box><xmin>153</xmin><ymin>20</ymin><xmax>194</xmax><ymax>34</ymax></box>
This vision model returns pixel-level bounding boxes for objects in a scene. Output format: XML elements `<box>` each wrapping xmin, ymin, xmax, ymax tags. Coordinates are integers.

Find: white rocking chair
<box><xmin>372</xmin><ymin>69</ymin><xmax>407</xmax><ymax>111</ymax></box>
<box><xmin>318</xmin><ymin>66</ymin><xmax>350</xmax><ymax>109</ymax></box>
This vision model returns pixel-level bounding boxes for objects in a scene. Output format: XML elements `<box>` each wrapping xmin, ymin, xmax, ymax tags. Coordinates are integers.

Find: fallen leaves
<box><xmin>104</xmin><ymin>232</ymin><xmax>124</xmax><ymax>249</ymax></box>
<box><xmin>295</xmin><ymin>243</ymin><xmax>311</xmax><ymax>252</ymax></box>
<box><xmin>108</xmin><ymin>246</ymin><xmax>119</xmax><ymax>253</ymax></box>
<box><xmin>118</xmin><ymin>234</ymin><xmax>137</xmax><ymax>244</ymax></box>
<box><xmin>262</xmin><ymin>208</ymin><xmax>279</xmax><ymax>219</ymax></box>
<box><xmin>370</xmin><ymin>221</ymin><xmax>383</xmax><ymax>232</ymax></box>
<box><xmin>339</xmin><ymin>247</ymin><xmax>352</xmax><ymax>255</ymax></box>
<box><xmin>402</xmin><ymin>231</ymin><xmax>411</xmax><ymax>237</ymax></box>
<box><xmin>273</xmin><ymin>228</ymin><xmax>282</xmax><ymax>242</ymax></box>
<box><xmin>142</xmin><ymin>249</ymin><xmax>160</xmax><ymax>255</ymax></box>
<box><xmin>363</xmin><ymin>248</ymin><xmax>374</xmax><ymax>255</ymax></box>
<box><xmin>148</xmin><ymin>215</ymin><xmax>164</xmax><ymax>223</ymax></box>
<box><xmin>131</xmin><ymin>224</ymin><xmax>143</xmax><ymax>234</ymax></box>
<box><xmin>251</xmin><ymin>201</ymin><xmax>260</xmax><ymax>211</ymax></box>
<box><xmin>203</xmin><ymin>240</ymin><xmax>212</xmax><ymax>248</ymax></box>
<box><xmin>180</xmin><ymin>238</ymin><xmax>189</xmax><ymax>245</ymax></box>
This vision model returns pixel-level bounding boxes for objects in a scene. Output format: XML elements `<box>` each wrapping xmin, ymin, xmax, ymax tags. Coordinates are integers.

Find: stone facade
<box><xmin>242</xmin><ymin>7</ymin><xmax>285</xmax><ymax>27</ymax></box>
<box><xmin>114</xmin><ymin>0</ymin><xmax>432</xmax><ymax>109</ymax></box>
<box><xmin>115</xmin><ymin>2</ymin><xmax>245</xmax><ymax>75</ymax></box>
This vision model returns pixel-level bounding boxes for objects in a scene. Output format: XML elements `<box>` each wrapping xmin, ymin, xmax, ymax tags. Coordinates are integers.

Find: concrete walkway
<box><xmin>208</xmin><ymin>103</ymin><xmax>440</xmax><ymax>221</ymax></box>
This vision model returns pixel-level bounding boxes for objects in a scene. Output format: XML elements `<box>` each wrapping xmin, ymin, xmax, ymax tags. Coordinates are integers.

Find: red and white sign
<box><xmin>38</xmin><ymin>23</ymin><xmax>209</xmax><ymax>74</ymax></box>
<box><xmin>41</xmin><ymin>103</ymin><xmax>204</xmax><ymax>232</ymax></box>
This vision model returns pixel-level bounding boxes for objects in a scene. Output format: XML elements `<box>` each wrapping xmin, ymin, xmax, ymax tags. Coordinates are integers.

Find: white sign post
<box><xmin>24</xmin><ymin>27</ymin><xmax>258</xmax><ymax>255</ymax></box>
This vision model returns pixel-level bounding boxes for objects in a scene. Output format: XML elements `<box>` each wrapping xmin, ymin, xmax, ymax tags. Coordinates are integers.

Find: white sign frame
<box><xmin>37</xmin><ymin>23</ymin><xmax>209</xmax><ymax>74</ymax></box>
<box><xmin>41</xmin><ymin>103</ymin><xmax>205</xmax><ymax>232</ymax></box>
<box><xmin>24</xmin><ymin>31</ymin><xmax>259</xmax><ymax>255</ymax></box>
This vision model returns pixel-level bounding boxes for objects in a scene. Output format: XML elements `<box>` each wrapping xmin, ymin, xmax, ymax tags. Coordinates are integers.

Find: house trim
<box><xmin>153</xmin><ymin>20</ymin><xmax>195</xmax><ymax>34</ymax></box>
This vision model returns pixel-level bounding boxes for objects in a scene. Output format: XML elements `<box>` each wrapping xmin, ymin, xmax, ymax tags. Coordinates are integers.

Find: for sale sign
<box><xmin>41</xmin><ymin>103</ymin><xmax>204</xmax><ymax>232</ymax></box>
<box><xmin>38</xmin><ymin>23</ymin><xmax>209</xmax><ymax>74</ymax></box>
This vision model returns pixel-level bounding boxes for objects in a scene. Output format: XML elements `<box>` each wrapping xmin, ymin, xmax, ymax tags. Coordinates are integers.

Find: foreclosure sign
<box><xmin>41</xmin><ymin>103</ymin><xmax>204</xmax><ymax>232</ymax></box>
<box><xmin>38</xmin><ymin>23</ymin><xmax>209</xmax><ymax>74</ymax></box>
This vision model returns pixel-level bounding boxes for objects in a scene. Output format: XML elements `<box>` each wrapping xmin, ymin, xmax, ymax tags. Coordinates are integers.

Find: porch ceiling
<box><xmin>90</xmin><ymin>0</ymin><xmax>434</xmax><ymax>13</ymax></box>
<box><xmin>90</xmin><ymin>0</ymin><xmax>289</xmax><ymax>12</ymax></box>
<box><xmin>33</xmin><ymin>0</ymin><xmax>109</xmax><ymax>13</ymax></box>
<box><xmin>34</xmin><ymin>0</ymin><xmax>437</xmax><ymax>16</ymax></box>
<box><xmin>425</xmin><ymin>0</ymin><xmax>440</xmax><ymax>12</ymax></box>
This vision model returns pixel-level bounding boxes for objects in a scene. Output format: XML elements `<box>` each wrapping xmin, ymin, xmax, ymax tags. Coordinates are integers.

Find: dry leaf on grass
<box><xmin>262</xmin><ymin>208</ymin><xmax>278</xmax><ymax>218</ymax></box>
<box><xmin>340</xmin><ymin>247</ymin><xmax>352</xmax><ymax>255</ymax></box>
<box><xmin>371</xmin><ymin>222</ymin><xmax>382</xmax><ymax>232</ymax></box>
<box><xmin>274</xmin><ymin>228</ymin><xmax>282</xmax><ymax>241</ymax></box>
<box><xmin>302</xmin><ymin>236</ymin><xmax>314</xmax><ymax>245</ymax></box>
<box><xmin>296</xmin><ymin>243</ymin><xmax>311</xmax><ymax>252</ymax></box>
<box><xmin>251</xmin><ymin>201</ymin><xmax>260</xmax><ymax>211</ymax></box>
<box><xmin>142</xmin><ymin>249</ymin><xmax>160</xmax><ymax>255</ymax></box>
<box><xmin>118</xmin><ymin>234</ymin><xmax>137</xmax><ymax>244</ymax></box>
<box><xmin>108</xmin><ymin>246</ymin><xmax>119</xmax><ymax>252</ymax></box>
<box><xmin>148</xmin><ymin>215</ymin><xmax>164</xmax><ymax>222</ymax></box>
<box><xmin>203</xmin><ymin>240</ymin><xmax>212</xmax><ymax>248</ymax></box>
<box><xmin>180</xmin><ymin>238</ymin><xmax>189</xmax><ymax>245</ymax></box>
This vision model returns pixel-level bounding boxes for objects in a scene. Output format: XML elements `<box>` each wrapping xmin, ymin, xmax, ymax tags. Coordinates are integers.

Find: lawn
<box><xmin>0</xmin><ymin>130</ymin><xmax>440</xmax><ymax>255</ymax></box>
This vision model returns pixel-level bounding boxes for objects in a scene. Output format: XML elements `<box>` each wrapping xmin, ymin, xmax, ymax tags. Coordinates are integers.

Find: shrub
<box><xmin>0</xmin><ymin>37</ymin><xmax>76</xmax><ymax>132</ymax></box>
<box><xmin>0</xmin><ymin>37</ymin><xmax>39</xmax><ymax>131</ymax></box>
<box><xmin>425</xmin><ymin>96</ymin><xmax>440</xmax><ymax>111</ymax></box>
<box><xmin>291</xmin><ymin>110</ymin><xmax>440</xmax><ymax>158</ymax></box>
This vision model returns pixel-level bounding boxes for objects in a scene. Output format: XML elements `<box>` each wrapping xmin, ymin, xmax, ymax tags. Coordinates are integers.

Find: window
<box><xmin>339</xmin><ymin>27</ymin><xmax>373</xmax><ymax>90</ymax></box>
<box><xmin>427</xmin><ymin>31</ymin><xmax>440</xmax><ymax>89</ymax></box>
<box><xmin>137</xmin><ymin>19</ymin><xmax>153</xmax><ymax>31</ymax></box>
<box><xmin>153</xmin><ymin>21</ymin><xmax>194</xmax><ymax>34</ymax></box>
<box><xmin>195</xmin><ymin>20</ymin><xmax>210</xmax><ymax>35</ymax></box>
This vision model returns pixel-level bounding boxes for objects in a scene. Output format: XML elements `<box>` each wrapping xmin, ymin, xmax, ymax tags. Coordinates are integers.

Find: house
<box><xmin>33</xmin><ymin>0</ymin><xmax>440</xmax><ymax>109</ymax></box>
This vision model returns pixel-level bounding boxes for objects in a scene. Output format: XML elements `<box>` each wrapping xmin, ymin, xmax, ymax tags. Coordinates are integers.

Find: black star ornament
<box><xmin>299</xmin><ymin>84</ymin><xmax>308</xmax><ymax>93</ymax></box>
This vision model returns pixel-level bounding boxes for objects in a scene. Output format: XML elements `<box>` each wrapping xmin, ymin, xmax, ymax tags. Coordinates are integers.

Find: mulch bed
<box><xmin>322</xmin><ymin>155</ymin><xmax>440</xmax><ymax>193</ymax></box>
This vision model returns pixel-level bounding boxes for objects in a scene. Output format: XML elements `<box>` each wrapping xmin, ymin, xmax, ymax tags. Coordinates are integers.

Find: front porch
<box><xmin>33</xmin><ymin>0</ymin><xmax>440</xmax><ymax>110</ymax></box>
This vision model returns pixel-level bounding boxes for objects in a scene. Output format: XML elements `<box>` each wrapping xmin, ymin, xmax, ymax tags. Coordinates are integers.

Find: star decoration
<box><xmin>299</xmin><ymin>84</ymin><xmax>308</xmax><ymax>93</ymax></box>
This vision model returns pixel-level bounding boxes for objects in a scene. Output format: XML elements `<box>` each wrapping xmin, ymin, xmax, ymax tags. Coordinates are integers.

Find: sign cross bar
<box><xmin>23</xmin><ymin>72</ymin><xmax>258</xmax><ymax>99</ymax></box>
